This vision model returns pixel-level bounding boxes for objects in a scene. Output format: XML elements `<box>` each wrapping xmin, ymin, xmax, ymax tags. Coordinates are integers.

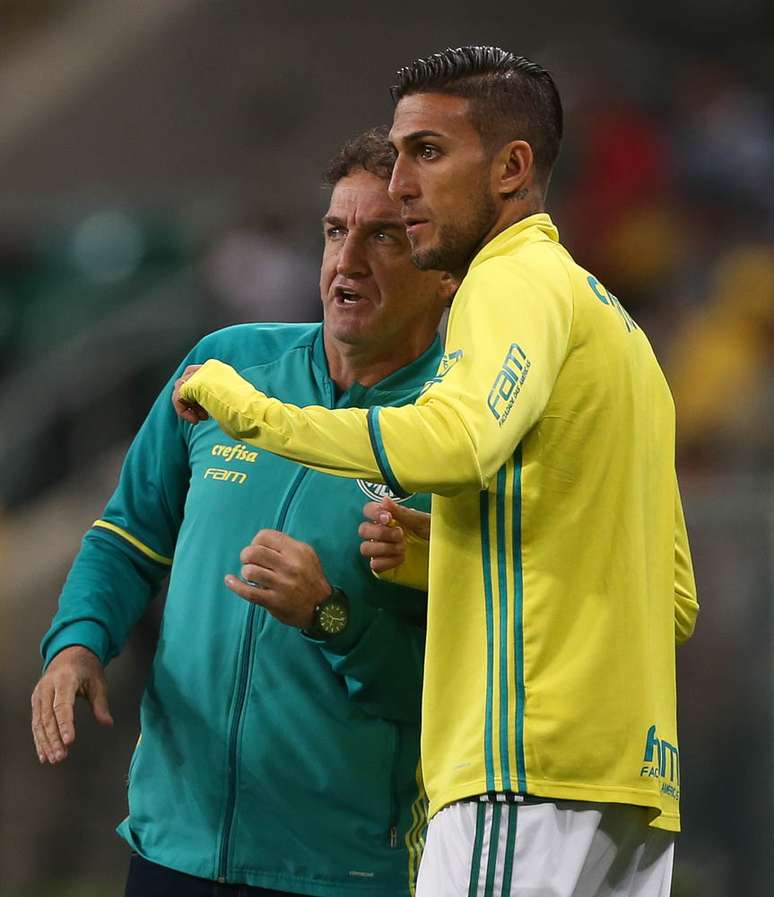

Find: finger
<box><xmin>32</xmin><ymin>683</ymin><xmax>61</xmax><ymax>763</ymax></box>
<box><xmin>32</xmin><ymin>718</ymin><xmax>54</xmax><ymax>764</ymax></box>
<box><xmin>52</xmin><ymin>680</ymin><xmax>78</xmax><ymax>746</ymax></box>
<box><xmin>87</xmin><ymin>678</ymin><xmax>114</xmax><ymax>727</ymax></box>
<box><xmin>172</xmin><ymin>378</ymin><xmax>209</xmax><ymax>422</ymax></box>
<box><xmin>362</xmin><ymin>501</ymin><xmax>390</xmax><ymax>523</ymax></box>
<box><xmin>389</xmin><ymin>503</ymin><xmax>431</xmax><ymax>540</ymax></box>
<box><xmin>176</xmin><ymin>400</ymin><xmax>208</xmax><ymax>425</ymax></box>
<box><xmin>360</xmin><ymin>539</ymin><xmax>405</xmax><ymax>560</ymax></box>
<box><xmin>358</xmin><ymin>521</ymin><xmax>404</xmax><ymax>543</ymax></box>
<box><xmin>172</xmin><ymin>394</ymin><xmax>198</xmax><ymax>423</ymax></box>
<box><xmin>240</xmin><ymin>563</ymin><xmax>279</xmax><ymax>586</ymax></box>
<box><xmin>374</xmin><ymin>497</ymin><xmax>407</xmax><ymax>525</ymax></box>
<box><xmin>39</xmin><ymin>687</ymin><xmax>67</xmax><ymax>763</ymax></box>
<box><xmin>225</xmin><ymin>574</ymin><xmax>275</xmax><ymax>607</ymax></box>
<box><xmin>240</xmin><ymin>543</ymin><xmax>282</xmax><ymax>569</ymax></box>
<box><xmin>370</xmin><ymin>555</ymin><xmax>405</xmax><ymax>574</ymax></box>
<box><xmin>180</xmin><ymin>364</ymin><xmax>203</xmax><ymax>381</ymax></box>
<box><xmin>31</xmin><ymin>693</ymin><xmax>50</xmax><ymax>764</ymax></box>
<box><xmin>389</xmin><ymin>502</ymin><xmax>424</xmax><ymax>524</ymax></box>
<box><xmin>249</xmin><ymin>528</ymin><xmax>286</xmax><ymax>550</ymax></box>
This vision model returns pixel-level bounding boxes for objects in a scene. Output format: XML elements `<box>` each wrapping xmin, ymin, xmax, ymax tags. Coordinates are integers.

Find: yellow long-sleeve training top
<box><xmin>181</xmin><ymin>214</ymin><xmax>699</xmax><ymax>831</ymax></box>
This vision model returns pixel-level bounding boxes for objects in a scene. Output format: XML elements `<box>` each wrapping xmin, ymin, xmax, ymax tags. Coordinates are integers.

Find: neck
<box><xmin>455</xmin><ymin>198</ymin><xmax>545</xmax><ymax>280</ymax></box>
<box><xmin>323</xmin><ymin>328</ymin><xmax>435</xmax><ymax>391</ymax></box>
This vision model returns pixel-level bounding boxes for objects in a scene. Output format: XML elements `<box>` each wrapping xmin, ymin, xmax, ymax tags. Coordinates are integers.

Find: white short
<box><xmin>416</xmin><ymin>798</ymin><xmax>674</xmax><ymax>897</ymax></box>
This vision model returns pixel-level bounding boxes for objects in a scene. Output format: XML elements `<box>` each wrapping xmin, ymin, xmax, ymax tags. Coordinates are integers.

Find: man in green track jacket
<box><xmin>31</xmin><ymin>127</ymin><xmax>455</xmax><ymax>897</ymax></box>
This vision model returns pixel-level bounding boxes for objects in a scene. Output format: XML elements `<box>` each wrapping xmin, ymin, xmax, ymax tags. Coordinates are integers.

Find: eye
<box><xmin>419</xmin><ymin>144</ymin><xmax>440</xmax><ymax>161</ymax></box>
<box><xmin>325</xmin><ymin>225</ymin><xmax>346</xmax><ymax>240</ymax></box>
<box><xmin>374</xmin><ymin>230</ymin><xmax>395</xmax><ymax>243</ymax></box>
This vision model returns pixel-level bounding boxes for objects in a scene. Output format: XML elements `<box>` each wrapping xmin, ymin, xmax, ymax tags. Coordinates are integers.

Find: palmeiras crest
<box><xmin>355</xmin><ymin>480</ymin><xmax>415</xmax><ymax>504</ymax></box>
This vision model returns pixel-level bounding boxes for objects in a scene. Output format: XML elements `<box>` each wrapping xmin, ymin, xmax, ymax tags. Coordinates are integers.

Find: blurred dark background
<box><xmin>0</xmin><ymin>1</ymin><xmax>771</xmax><ymax>895</ymax></box>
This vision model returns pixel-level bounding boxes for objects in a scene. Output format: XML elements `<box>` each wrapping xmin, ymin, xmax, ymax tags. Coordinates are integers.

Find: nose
<box><xmin>388</xmin><ymin>154</ymin><xmax>419</xmax><ymax>203</ymax></box>
<box><xmin>336</xmin><ymin>233</ymin><xmax>368</xmax><ymax>278</ymax></box>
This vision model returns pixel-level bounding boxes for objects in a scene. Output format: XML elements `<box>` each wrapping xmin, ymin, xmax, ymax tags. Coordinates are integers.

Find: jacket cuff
<box><xmin>300</xmin><ymin>589</ymin><xmax>378</xmax><ymax>656</ymax></box>
<box><xmin>42</xmin><ymin>621</ymin><xmax>110</xmax><ymax>670</ymax></box>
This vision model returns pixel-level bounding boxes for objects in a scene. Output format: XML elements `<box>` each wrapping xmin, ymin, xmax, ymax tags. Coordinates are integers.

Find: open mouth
<box><xmin>334</xmin><ymin>287</ymin><xmax>364</xmax><ymax>305</ymax></box>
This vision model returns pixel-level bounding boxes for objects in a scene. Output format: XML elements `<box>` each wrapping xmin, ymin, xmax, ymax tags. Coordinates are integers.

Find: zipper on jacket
<box><xmin>216</xmin><ymin>466</ymin><xmax>310</xmax><ymax>882</ymax></box>
<box><xmin>388</xmin><ymin>723</ymin><xmax>400</xmax><ymax>848</ymax></box>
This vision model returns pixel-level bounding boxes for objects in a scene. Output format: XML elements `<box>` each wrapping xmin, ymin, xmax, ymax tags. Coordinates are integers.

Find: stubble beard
<box><xmin>410</xmin><ymin>188</ymin><xmax>498</xmax><ymax>275</ymax></box>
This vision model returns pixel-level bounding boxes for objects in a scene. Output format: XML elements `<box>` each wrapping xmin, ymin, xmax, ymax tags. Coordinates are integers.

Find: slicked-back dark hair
<box><xmin>323</xmin><ymin>125</ymin><xmax>396</xmax><ymax>187</ymax></box>
<box><xmin>391</xmin><ymin>46</ymin><xmax>563</xmax><ymax>187</ymax></box>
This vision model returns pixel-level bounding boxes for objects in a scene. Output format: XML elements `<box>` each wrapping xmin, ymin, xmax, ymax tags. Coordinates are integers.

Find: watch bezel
<box><xmin>305</xmin><ymin>587</ymin><xmax>349</xmax><ymax>639</ymax></box>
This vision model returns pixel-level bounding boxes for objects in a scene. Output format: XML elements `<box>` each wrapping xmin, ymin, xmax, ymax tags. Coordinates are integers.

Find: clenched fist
<box><xmin>225</xmin><ymin>529</ymin><xmax>332</xmax><ymax>629</ymax></box>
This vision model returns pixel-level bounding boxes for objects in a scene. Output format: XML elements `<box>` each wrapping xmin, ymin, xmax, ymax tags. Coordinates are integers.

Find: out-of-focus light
<box><xmin>71</xmin><ymin>211</ymin><xmax>144</xmax><ymax>283</ymax></box>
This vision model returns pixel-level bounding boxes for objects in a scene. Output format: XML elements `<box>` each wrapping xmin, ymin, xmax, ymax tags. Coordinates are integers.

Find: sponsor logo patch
<box><xmin>420</xmin><ymin>348</ymin><xmax>464</xmax><ymax>396</ymax></box>
<box><xmin>203</xmin><ymin>467</ymin><xmax>248</xmax><ymax>485</ymax></box>
<box><xmin>487</xmin><ymin>343</ymin><xmax>531</xmax><ymax>426</ymax></box>
<box><xmin>640</xmin><ymin>724</ymin><xmax>680</xmax><ymax>801</ymax></box>
<box><xmin>211</xmin><ymin>443</ymin><xmax>258</xmax><ymax>462</ymax></box>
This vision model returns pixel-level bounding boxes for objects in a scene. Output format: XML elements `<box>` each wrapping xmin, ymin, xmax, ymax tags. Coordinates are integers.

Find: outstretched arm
<box><xmin>176</xmin><ymin>255</ymin><xmax>573</xmax><ymax>495</ymax></box>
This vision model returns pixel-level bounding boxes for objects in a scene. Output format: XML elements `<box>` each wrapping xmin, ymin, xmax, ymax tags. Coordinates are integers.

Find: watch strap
<box><xmin>303</xmin><ymin>587</ymin><xmax>349</xmax><ymax>640</ymax></box>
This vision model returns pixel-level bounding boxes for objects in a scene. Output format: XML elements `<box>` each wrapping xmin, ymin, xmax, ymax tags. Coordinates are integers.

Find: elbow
<box><xmin>393</xmin><ymin>402</ymin><xmax>487</xmax><ymax>495</ymax></box>
<box><xmin>398</xmin><ymin>449</ymin><xmax>486</xmax><ymax>497</ymax></box>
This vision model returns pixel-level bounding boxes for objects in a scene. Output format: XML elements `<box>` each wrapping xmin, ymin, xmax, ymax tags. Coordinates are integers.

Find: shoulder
<box><xmin>189</xmin><ymin>322</ymin><xmax>321</xmax><ymax>367</ymax></box>
<box><xmin>465</xmin><ymin>241</ymin><xmax>575</xmax><ymax>317</ymax></box>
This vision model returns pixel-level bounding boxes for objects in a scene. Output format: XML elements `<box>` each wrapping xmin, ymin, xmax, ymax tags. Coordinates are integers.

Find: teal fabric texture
<box><xmin>42</xmin><ymin>323</ymin><xmax>441</xmax><ymax>897</ymax></box>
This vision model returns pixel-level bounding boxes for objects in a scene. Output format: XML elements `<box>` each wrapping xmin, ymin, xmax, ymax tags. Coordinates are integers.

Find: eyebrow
<box><xmin>397</xmin><ymin>129</ymin><xmax>445</xmax><ymax>143</ymax></box>
<box><xmin>322</xmin><ymin>215</ymin><xmax>404</xmax><ymax>231</ymax></box>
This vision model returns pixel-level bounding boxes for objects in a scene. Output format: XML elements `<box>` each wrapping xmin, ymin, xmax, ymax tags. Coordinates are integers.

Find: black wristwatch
<box><xmin>304</xmin><ymin>587</ymin><xmax>349</xmax><ymax>639</ymax></box>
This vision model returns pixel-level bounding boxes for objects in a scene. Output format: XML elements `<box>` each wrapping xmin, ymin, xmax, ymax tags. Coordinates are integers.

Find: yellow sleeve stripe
<box><xmin>93</xmin><ymin>520</ymin><xmax>173</xmax><ymax>566</ymax></box>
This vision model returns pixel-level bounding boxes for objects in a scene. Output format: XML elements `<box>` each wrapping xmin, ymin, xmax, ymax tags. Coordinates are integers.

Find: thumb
<box><xmin>88</xmin><ymin>679</ymin><xmax>114</xmax><ymax>727</ymax></box>
<box><xmin>376</xmin><ymin>497</ymin><xmax>414</xmax><ymax>523</ymax></box>
<box><xmin>388</xmin><ymin>501</ymin><xmax>431</xmax><ymax>541</ymax></box>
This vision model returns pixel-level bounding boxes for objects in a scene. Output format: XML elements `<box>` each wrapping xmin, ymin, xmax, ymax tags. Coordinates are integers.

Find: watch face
<box><xmin>319</xmin><ymin>599</ymin><xmax>348</xmax><ymax>635</ymax></box>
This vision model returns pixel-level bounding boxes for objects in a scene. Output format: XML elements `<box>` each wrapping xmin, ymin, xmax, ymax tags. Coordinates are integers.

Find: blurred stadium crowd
<box><xmin>558</xmin><ymin>67</ymin><xmax>773</xmax><ymax>471</ymax></box>
<box><xmin>1</xmin><ymin>47</ymin><xmax>771</xmax><ymax>509</ymax></box>
<box><xmin>0</xmin><ymin>1</ymin><xmax>771</xmax><ymax>896</ymax></box>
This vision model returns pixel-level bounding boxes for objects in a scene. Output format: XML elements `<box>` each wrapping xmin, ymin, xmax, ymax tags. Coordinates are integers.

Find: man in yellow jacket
<box><xmin>174</xmin><ymin>47</ymin><xmax>698</xmax><ymax>897</ymax></box>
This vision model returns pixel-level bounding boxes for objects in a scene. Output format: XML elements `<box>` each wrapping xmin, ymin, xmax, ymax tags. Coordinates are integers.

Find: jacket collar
<box><xmin>468</xmin><ymin>213</ymin><xmax>559</xmax><ymax>272</ymax></box>
<box><xmin>311</xmin><ymin>324</ymin><xmax>443</xmax><ymax>407</ymax></box>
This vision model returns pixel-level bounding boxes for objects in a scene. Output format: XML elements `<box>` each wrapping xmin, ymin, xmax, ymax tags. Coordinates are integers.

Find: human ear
<box><xmin>496</xmin><ymin>140</ymin><xmax>533</xmax><ymax>198</ymax></box>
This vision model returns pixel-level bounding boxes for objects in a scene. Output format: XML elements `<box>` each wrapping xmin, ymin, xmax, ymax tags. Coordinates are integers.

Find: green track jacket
<box><xmin>41</xmin><ymin>323</ymin><xmax>442</xmax><ymax>897</ymax></box>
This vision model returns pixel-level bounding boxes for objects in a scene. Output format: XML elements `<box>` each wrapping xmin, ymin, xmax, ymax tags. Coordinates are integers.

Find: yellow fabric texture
<box><xmin>180</xmin><ymin>365</ymin><xmax>380</xmax><ymax>481</ymax></box>
<box><xmin>180</xmin><ymin>214</ymin><xmax>698</xmax><ymax>831</ymax></box>
<box><xmin>375</xmin><ymin>529</ymin><xmax>430</xmax><ymax>592</ymax></box>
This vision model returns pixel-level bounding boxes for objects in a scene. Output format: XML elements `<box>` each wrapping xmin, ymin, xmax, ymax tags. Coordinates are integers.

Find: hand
<box><xmin>172</xmin><ymin>364</ymin><xmax>208</xmax><ymax>425</ymax></box>
<box><xmin>31</xmin><ymin>645</ymin><xmax>113</xmax><ymax>765</ymax></box>
<box><xmin>359</xmin><ymin>498</ymin><xmax>431</xmax><ymax>574</ymax></box>
<box><xmin>225</xmin><ymin>530</ymin><xmax>331</xmax><ymax>629</ymax></box>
